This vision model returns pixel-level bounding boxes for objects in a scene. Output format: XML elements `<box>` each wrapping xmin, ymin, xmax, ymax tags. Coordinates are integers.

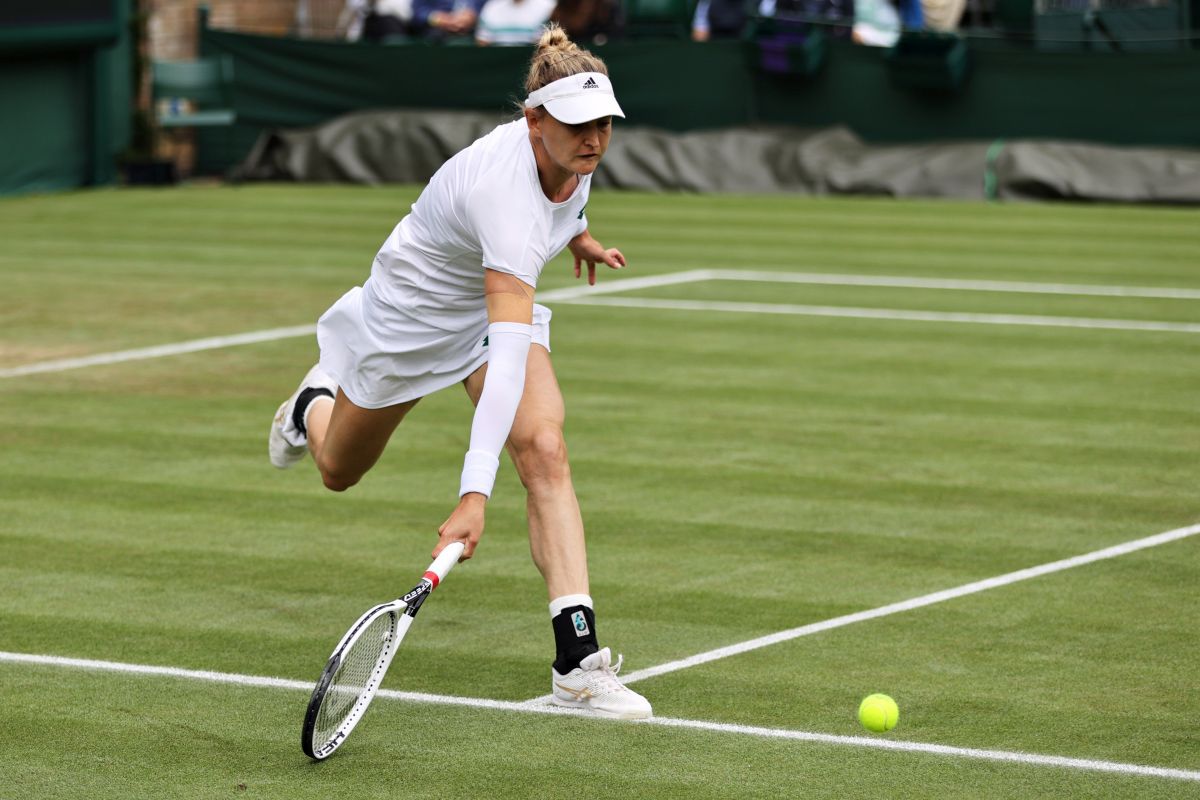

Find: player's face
<box><xmin>538</xmin><ymin>113</ymin><xmax>612</xmax><ymax>176</ymax></box>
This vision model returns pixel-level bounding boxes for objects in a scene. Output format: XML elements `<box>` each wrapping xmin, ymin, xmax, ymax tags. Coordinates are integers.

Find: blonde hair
<box><xmin>524</xmin><ymin>23</ymin><xmax>608</xmax><ymax>96</ymax></box>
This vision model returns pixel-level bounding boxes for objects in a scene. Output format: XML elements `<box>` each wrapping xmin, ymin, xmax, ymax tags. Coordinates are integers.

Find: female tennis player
<box><xmin>269</xmin><ymin>24</ymin><xmax>651</xmax><ymax>719</ymax></box>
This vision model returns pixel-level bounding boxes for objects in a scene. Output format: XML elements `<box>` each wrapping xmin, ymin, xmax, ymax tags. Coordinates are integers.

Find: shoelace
<box><xmin>589</xmin><ymin>653</ymin><xmax>626</xmax><ymax>694</ymax></box>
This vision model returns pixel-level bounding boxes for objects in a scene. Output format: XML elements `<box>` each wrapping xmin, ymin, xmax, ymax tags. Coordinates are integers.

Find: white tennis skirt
<box><xmin>316</xmin><ymin>284</ymin><xmax>552</xmax><ymax>409</ymax></box>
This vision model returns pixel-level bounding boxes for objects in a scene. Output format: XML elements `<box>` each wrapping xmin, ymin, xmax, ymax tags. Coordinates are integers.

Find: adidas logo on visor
<box><xmin>582</xmin><ymin>77</ymin><xmax>599</xmax><ymax>89</ymax></box>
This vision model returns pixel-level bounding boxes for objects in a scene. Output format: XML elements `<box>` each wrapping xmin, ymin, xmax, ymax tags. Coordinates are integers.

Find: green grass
<box><xmin>1</xmin><ymin>185</ymin><xmax>1199</xmax><ymax>799</ymax></box>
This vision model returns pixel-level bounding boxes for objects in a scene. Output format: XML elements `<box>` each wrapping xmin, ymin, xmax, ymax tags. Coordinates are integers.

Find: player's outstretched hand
<box><xmin>568</xmin><ymin>231</ymin><xmax>626</xmax><ymax>286</ymax></box>
<box><xmin>436</xmin><ymin>493</ymin><xmax>486</xmax><ymax>561</ymax></box>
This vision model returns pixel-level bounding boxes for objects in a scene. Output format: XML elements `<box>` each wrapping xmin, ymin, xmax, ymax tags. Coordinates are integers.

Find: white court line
<box><xmin>706</xmin><ymin>270</ymin><xmax>1200</xmax><ymax>300</ymax></box>
<box><xmin>537</xmin><ymin>269</ymin><xmax>714</xmax><ymax>302</ymax></box>
<box><xmin>0</xmin><ymin>325</ymin><xmax>317</xmax><ymax>379</ymax></box>
<box><xmin>3</xmin><ymin>269</ymin><xmax>1196</xmax><ymax>379</ymax></box>
<box><xmin>0</xmin><ymin>273</ymin><xmax>708</xmax><ymax>381</ymax></box>
<box><xmin>554</xmin><ymin>296</ymin><xmax>1200</xmax><ymax>334</ymax></box>
<box><xmin>519</xmin><ymin>522</ymin><xmax>1200</xmax><ymax>698</ymax></box>
<box><xmin>1</xmin><ymin>651</ymin><xmax>1198</xmax><ymax>783</ymax></box>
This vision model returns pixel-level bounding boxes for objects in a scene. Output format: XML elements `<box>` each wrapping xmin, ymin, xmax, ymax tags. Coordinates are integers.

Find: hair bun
<box><xmin>525</xmin><ymin>22</ymin><xmax>607</xmax><ymax>95</ymax></box>
<box><xmin>535</xmin><ymin>23</ymin><xmax>575</xmax><ymax>55</ymax></box>
<box><xmin>537</xmin><ymin>23</ymin><xmax>572</xmax><ymax>49</ymax></box>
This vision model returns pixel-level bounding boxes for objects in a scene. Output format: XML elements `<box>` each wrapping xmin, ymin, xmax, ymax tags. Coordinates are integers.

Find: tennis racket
<box><xmin>301</xmin><ymin>541</ymin><xmax>465</xmax><ymax>760</ymax></box>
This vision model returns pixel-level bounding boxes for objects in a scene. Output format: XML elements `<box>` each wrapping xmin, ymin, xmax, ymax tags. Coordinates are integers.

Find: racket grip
<box><xmin>427</xmin><ymin>541</ymin><xmax>466</xmax><ymax>585</ymax></box>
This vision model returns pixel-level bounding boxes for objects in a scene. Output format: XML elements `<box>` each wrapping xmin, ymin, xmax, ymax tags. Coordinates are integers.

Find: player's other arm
<box><xmin>435</xmin><ymin>270</ymin><xmax>535</xmax><ymax>560</ymax></box>
<box><xmin>567</xmin><ymin>229</ymin><xmax>626</xmax><ymax>286</ymax></box>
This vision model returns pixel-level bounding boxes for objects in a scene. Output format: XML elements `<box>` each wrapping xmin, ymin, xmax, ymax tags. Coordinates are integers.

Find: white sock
<box><xmin>549</xmin><ymin>593</ymin><xmax>593</xmax><ymax>618</ymax></box>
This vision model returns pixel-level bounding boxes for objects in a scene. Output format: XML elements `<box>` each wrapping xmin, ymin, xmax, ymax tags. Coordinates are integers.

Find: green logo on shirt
<box><xmin>577</xmin><ymin>205</ymin><xmax>586</xmax><ymax>220</ymax></box>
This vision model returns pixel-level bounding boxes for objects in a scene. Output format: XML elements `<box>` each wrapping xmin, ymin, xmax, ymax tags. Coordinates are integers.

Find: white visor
<box><xmin>524</xmin><ymin>72</ymin><xmax>625</xmax><ymax>125</ymax></box>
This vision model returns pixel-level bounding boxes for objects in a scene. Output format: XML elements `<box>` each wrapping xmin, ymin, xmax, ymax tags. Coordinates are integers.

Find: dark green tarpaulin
<box><xmin>234</xmin><ymin>108</ymin><xmax>1200</xmax><ymax>202</ymax></box>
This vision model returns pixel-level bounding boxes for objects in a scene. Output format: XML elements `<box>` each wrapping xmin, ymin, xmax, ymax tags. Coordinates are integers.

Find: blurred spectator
<box><xmin>919</xmin><ymin>0</ymin><xmax>964</xmax><ymax>30</ymax></box>
<box><xmin>364</xmin><ymin>0</ymin><xmax>417</xmax><ymax>40</ymax></box>
<box><xmin>476</xmin><ymin>0</ymin><xmax>557</xmax><ymax>44</ymax></box>
<box><xmin>898</xmin><ymin>0</ymin><xmax>923</xmax><ymax>29</ymax></box>
<box><xmin>691</xmin><ymin>0</ymin><xmax>749</xmax><ymax>40</ymax></box>
<box><xmin>337</xmin><ymin>0</ymin><xmax>370</xmax><ymax>40</ymax></box>
<box><xmin>550</xmin><ymin>0</ymin><xmax>623</xmax><ymax>43</ymax></box>
<box><xmin>852</xmin><ymin>0</ymin><xmax>900</xmax><ymax>44</ymax></box>
<box><xmin>760</xmin><ymin>0</ymin><xmax>856</xmax><ymax>34</ymax></box>
<box><xmin>413</xmin><ymin>0</ymin><xmax>487</xmax><ymax>38</ymax></box>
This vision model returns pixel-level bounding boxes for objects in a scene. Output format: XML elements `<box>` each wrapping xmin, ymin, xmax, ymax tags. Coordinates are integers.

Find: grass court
<box><xmin>2</xmin><ymin>185</ymin><xmax>1198</xmax><ymax>798</ymax></box>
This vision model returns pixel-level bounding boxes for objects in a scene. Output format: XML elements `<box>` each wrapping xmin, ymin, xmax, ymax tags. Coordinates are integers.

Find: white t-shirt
<box><xmin>853</xmin><ymin>0</ymin><xmax>900</xmax><ymax>46</ymax></box>
<box><xmin>369</xmin><ymin>118</ymin><xmax>589</xmax><ymax>332</ymax></box>
<box><xmin>317</xmin><ymin>118</ymin><xmax>589</xmax><ymax>408</ymax></box>
<box><xmin>476</xmin><ymin>0</ymin><xmax>556</xmax><ymax>45</ymax></box>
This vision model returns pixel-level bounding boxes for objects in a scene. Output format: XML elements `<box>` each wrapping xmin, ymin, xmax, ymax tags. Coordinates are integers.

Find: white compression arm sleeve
<box><xmin>459</xmin><ymin>321</ymin><xmax>533</xmax><ymax>497</ymax></box>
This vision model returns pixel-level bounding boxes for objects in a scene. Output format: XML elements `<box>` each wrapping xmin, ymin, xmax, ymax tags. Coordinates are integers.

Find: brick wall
<box><xmin>145</xmin><ymin>0</ymin><xmax>349</xmax><ymax>61</ymax></box>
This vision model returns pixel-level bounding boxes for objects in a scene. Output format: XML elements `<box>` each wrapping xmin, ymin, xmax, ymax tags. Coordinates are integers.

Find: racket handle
<box><xmin>426</xmin><ymin>541</ymin><xmax>466</xmax><ymax>586</ymax></box>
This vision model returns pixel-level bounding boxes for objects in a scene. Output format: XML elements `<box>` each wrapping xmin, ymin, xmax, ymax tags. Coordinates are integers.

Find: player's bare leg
<box><xmin>464</xmin><ymin>346</ymin><xmax>651</xmax><ymax>718</ymax></box>
<box><xmin>308</xmin><ymin>390</ymin><xmax>418</xmax><ymax>491</ymax></box>
<box><xmin>269</xmin><ymin>365</ymin><xmax>417</xmax><ymax>491</ymax></box>
<box><xmin>464</xmin><ymin>345</ymin><xmax>586</xmax><ymax>598</ymax></box>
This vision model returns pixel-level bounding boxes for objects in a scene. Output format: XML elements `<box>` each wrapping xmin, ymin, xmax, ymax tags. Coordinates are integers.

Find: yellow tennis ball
<box><xmin>858</xmin><ymin>693</ymin><xmax>899</xmax><ymax>733</ymax></box>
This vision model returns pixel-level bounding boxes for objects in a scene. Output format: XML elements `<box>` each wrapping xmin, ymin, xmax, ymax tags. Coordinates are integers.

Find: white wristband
<box><xmin>460</xmin><ymin>449</ymin><xmax>500</xmax><ymax>498</ymax></box>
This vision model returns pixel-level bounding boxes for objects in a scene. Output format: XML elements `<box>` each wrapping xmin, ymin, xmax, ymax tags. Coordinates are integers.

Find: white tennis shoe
<box><xmin>551</xmin><ymin>647</ymin><xmax>652</xmax><ymax>719</ymax></box>
<box><xmin>268</xmin><ymin>364</ymin><xmax>337</xmax><ymax>469</ymax></box>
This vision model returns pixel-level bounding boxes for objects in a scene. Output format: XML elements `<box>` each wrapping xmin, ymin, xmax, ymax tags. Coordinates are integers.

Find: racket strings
<box><xmin>314</xmin><ymin>611</ymin><xmax>397</xmax><ymax>744</ymax></box>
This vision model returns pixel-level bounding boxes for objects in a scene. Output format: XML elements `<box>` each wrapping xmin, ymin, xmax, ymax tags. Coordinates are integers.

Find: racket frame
<box><xmin>301</xmin><ymin>542</ymin><xmax>464</xmax><ymax>760</ymax></box>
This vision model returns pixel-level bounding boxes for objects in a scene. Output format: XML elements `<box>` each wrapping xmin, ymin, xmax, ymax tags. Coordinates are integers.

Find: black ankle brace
<box><xmin>552</xmin><ymin>605</ymin><xmax>599</xmax><ymax>674</ymax></box>
<box><xmin>292</xmin><ymin>387</ymin><xmax>334</xmax><ymax>435</ymax></box>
